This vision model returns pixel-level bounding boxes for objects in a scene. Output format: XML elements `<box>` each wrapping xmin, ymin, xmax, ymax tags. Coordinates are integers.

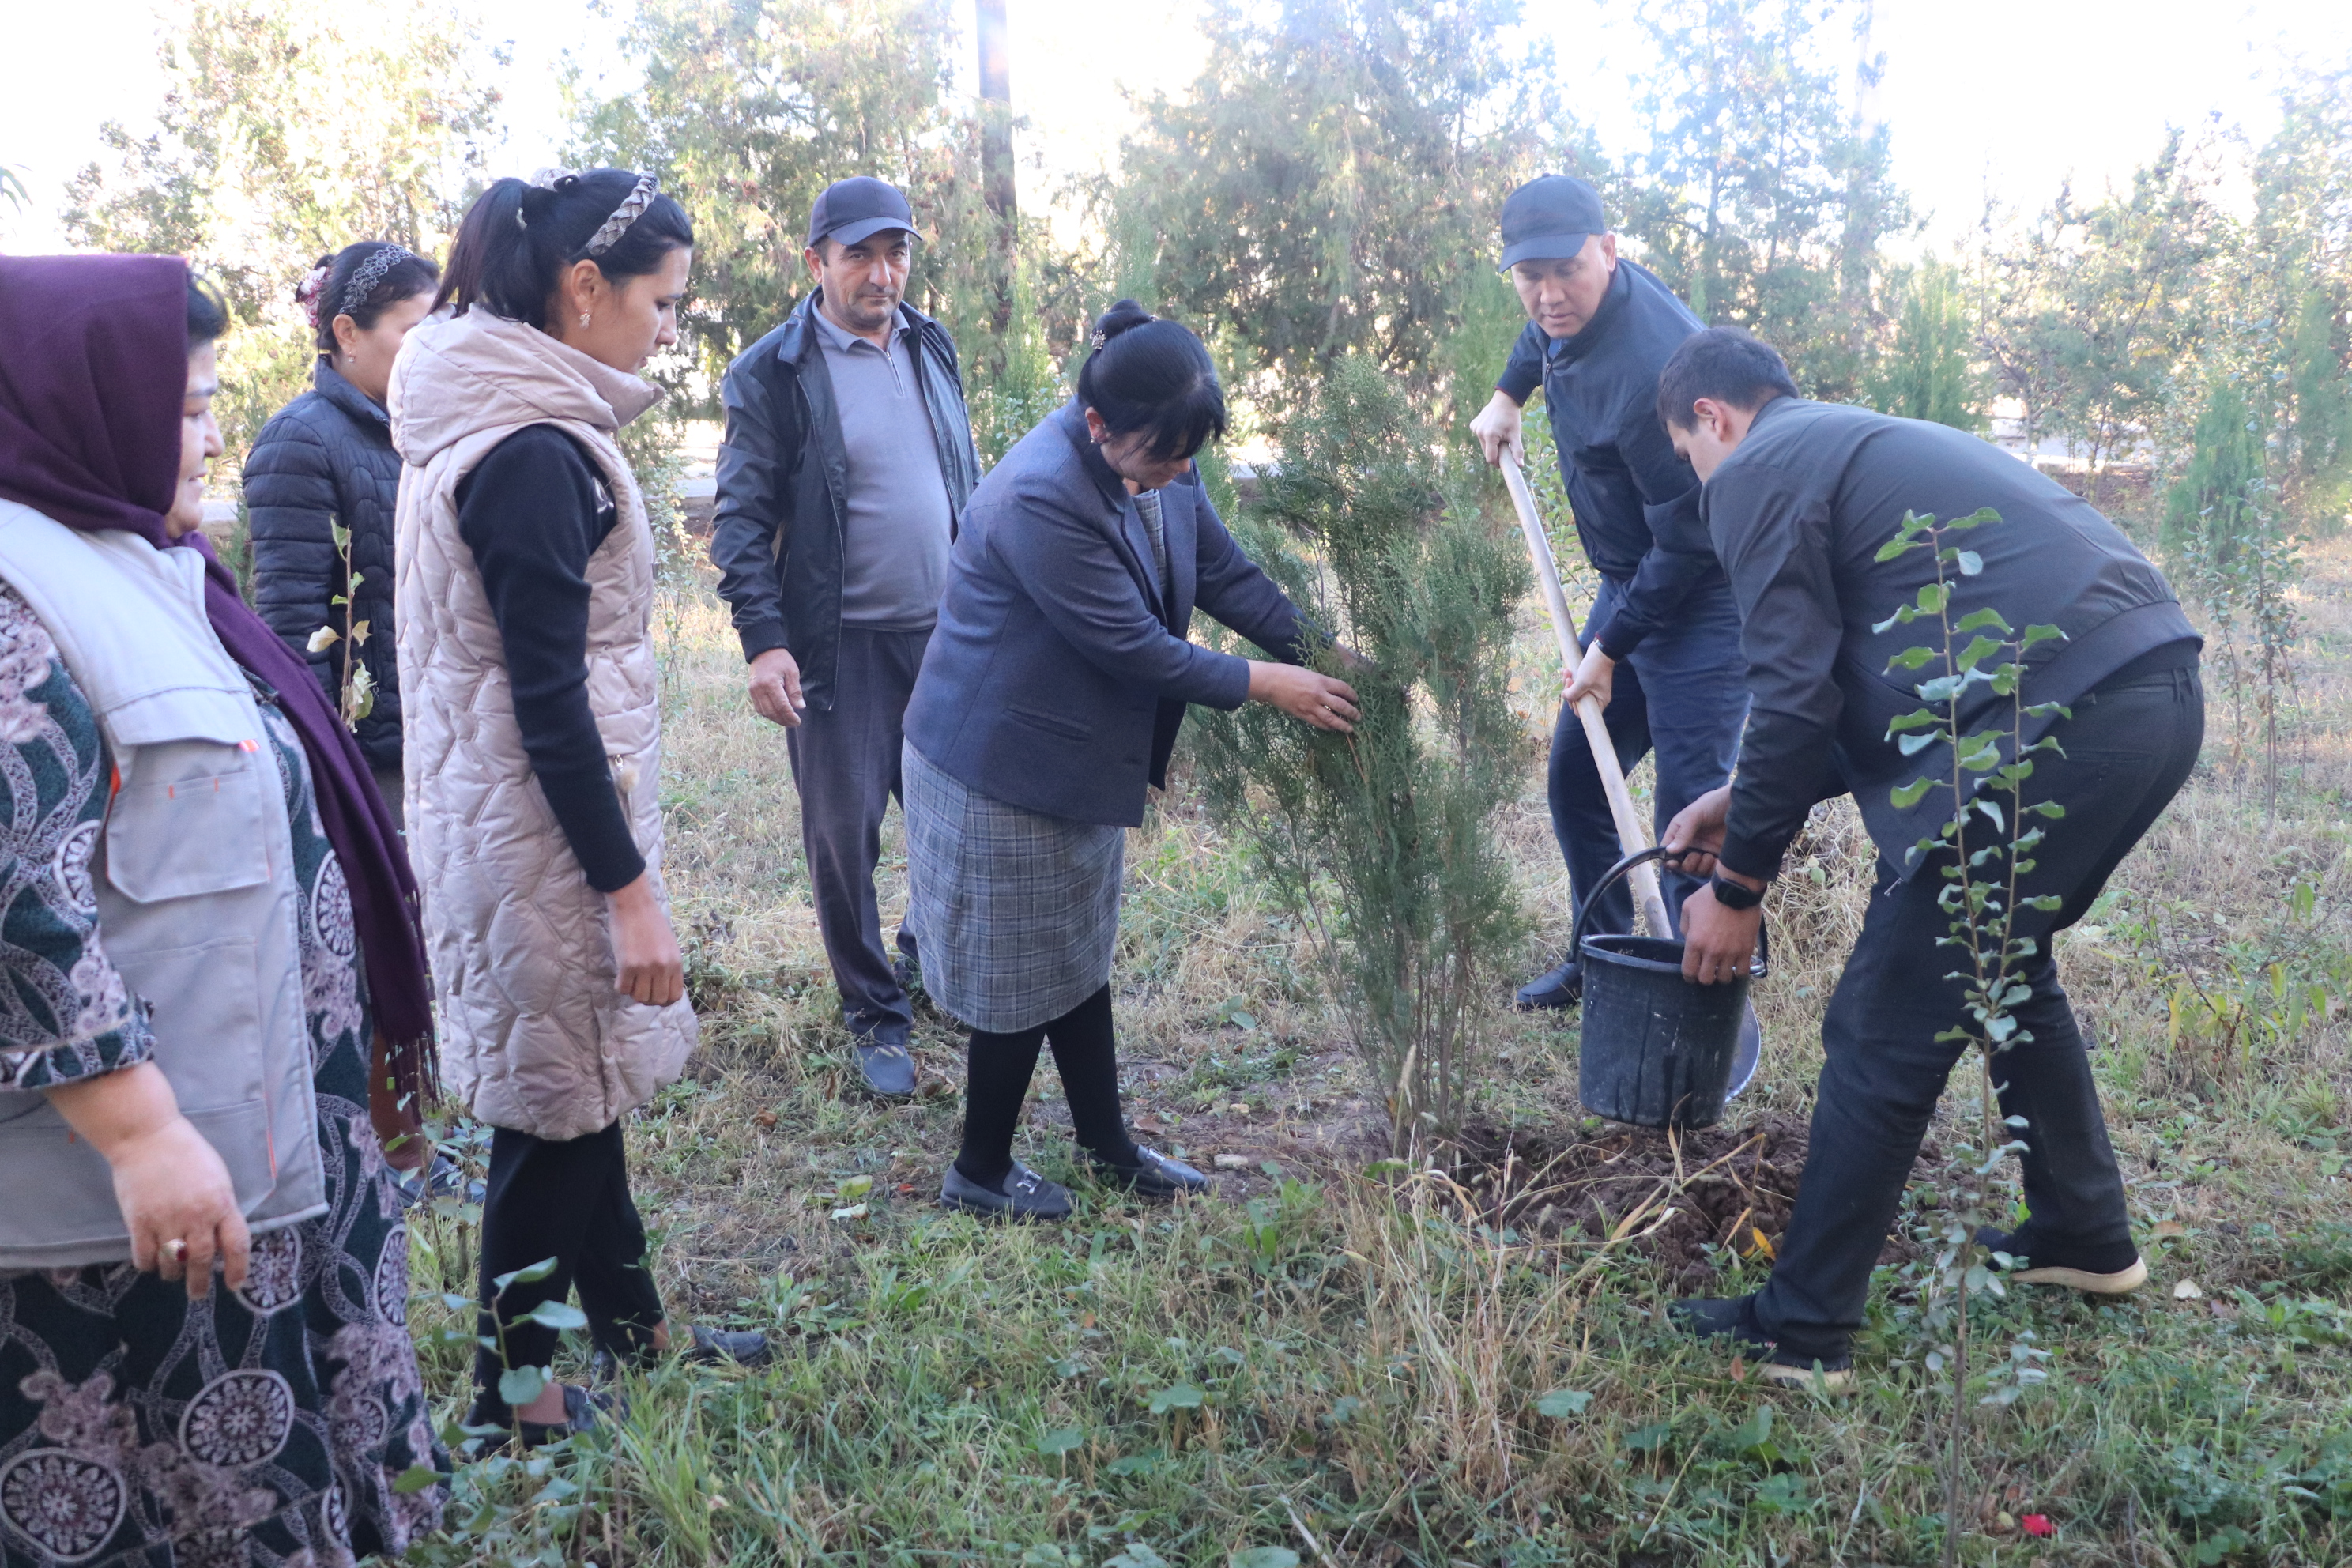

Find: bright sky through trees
<box><xmin>6</xmin><ymin>0</ymin><xmax>2343</xmax><ymax>254</ymax></box>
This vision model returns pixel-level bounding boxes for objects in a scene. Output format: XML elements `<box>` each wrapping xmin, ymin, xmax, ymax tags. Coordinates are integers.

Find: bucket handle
<box><xmin>1571</xmin><ymin>845</ymin><xmax>1769</xmax><ymax>980</ymax></box>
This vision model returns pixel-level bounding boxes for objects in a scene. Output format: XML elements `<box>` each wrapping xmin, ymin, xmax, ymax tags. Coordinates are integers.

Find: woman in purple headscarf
<box><xmin>0</xmin><ymin>254</ymin><xmax>445</xmax><ymax>1563</ymax></box>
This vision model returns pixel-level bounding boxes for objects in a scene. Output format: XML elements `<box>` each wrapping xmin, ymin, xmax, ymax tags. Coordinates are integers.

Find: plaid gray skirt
<box><xmin>902</xmin><ymin>742</ymin><xmax>1125</xmax><ymax>1032</ymax></box>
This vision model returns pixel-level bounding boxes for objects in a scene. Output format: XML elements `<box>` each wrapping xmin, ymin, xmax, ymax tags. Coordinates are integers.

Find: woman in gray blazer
<box><xmin>903</xmin><ymin>301</ymin><xmax>1357</xmax><ymax>1219</ymax></box>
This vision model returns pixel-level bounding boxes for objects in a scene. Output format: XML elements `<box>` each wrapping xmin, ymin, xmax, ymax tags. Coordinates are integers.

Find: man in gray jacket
<box><xmin>711</xmin><ymin>177</ymin><xmax>983</xmax><ymax>1097</ymax></box>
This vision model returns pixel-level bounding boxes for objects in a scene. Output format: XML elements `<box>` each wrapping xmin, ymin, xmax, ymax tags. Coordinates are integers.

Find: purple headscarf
<box><xmin>0</xmin><ymin>254</ymin><xmax>435</xmax><ymax>1104</ymax></box>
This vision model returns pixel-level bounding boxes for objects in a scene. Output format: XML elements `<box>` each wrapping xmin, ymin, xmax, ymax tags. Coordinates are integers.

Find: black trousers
<box><xmin>786</xmin><ymin>625</ymin><xmax>931</xmax><ymax>1046</ymax></box>
<box><xmin>1754</xmin><ymin>665</ymin><xmax>2203</xmax><ymax>1360</ymax></box>
<box><xmin>471</xmin><ymin>1121</ymin><xmax>665</xmax><ymax>1419</ymax></box>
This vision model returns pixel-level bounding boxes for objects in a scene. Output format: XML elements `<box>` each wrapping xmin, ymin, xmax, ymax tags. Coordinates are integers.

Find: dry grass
<box><xmin>402</xmin><ymin>533</ymin><xmax>2352</xmax><ymax>1567</ymax></box>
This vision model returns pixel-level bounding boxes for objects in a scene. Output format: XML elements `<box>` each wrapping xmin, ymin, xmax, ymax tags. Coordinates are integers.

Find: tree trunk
<box><xmin>975</xmin><ymin>0</ymin><xmax>1016</xmax><ymax>349</ymax></box>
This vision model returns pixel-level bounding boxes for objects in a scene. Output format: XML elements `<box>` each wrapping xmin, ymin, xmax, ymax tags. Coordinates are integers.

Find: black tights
<box><xmin>469</xmin><ymin>1121</ymin><xmax>664</xmax><ymax>1423</ymax></box>
<box><xmin>955</xmin><ymin>985</ymin><xmax>1140</xmax><ymax>1189</ymax></box>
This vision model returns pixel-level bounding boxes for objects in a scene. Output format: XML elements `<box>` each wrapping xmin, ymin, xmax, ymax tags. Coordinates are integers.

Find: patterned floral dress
<box><xmin>0</xmin><ymin>585</ymin><xmax>446</xmax><ymax>1566</ymax></box>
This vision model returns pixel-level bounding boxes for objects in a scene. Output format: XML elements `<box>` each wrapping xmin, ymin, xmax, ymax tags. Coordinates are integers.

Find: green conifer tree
<box><xmin>1868</xmin><ymin>260</ymin><xmax>1984</xmax><ymax>431</ymax></box>
<box><xmin>1192</xmin><ymin>358</ymin><xmax>1526</xmax><ymax>1152</ymax></box>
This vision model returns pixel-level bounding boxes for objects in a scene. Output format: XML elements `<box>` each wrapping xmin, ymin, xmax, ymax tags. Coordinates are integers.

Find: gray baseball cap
<box><xmin>1498</xmin><ymin>175</ymin><xmax>1607</xmax><ymax>273</ymax></box>
<box><xmin>806</xmin><ymin>177</ymin><xmax>922</xmax><ymax>249</ymax></box>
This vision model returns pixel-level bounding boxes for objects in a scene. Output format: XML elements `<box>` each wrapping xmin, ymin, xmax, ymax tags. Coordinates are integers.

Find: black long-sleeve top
<box><xmin>455</xmin><ymin>424</ymin><xmax>646</xmax><ymax>892</ymax></box>
<box><xmin>1496</xmin><ymin>258</ymin><xmax>1719</xmax><ymax>659</ymax></box>
<box><xmin>1700</xmin><ymin>398</ymin><xmax>2199</xmax><ymax>883</ymax></box>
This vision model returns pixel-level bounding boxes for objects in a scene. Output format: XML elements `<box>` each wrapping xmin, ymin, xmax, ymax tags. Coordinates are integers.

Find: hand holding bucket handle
<box><xmin>1570</xmin><ymin>846</ymin><xmax>1768</xmax><ymax>979</ymax></box>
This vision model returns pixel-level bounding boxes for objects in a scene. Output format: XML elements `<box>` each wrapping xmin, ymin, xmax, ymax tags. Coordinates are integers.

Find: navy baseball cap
<box><xmin>1498</xmin><ymin>175</ymin><xmax>1607</xmax><ymax>273</ymax></box>
<box><xmin>806</xmin><ymin>176</ymin><xmax>921</xmax><ymax>249</ymax></box>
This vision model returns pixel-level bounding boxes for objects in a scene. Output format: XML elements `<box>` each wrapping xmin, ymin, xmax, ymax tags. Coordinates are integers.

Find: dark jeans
<box><xmin>1754</xmin><ymin>665</ymin><xmax>2203</xmax><ymax>1360</ymax></box>
<box><xmin>471</xmin><ymin>1120</ymin><xmax>664</xmax><ymax>1421</ymax></box>
<box><xmin>786</xmin><ymin>624</ymin><xmax>931</xmax><ymax>1046</ymax></box>
<box><xmin>1550</xmin><ymin>575</ymin><xmax>1747</xmax><ymax>942</ymax></box>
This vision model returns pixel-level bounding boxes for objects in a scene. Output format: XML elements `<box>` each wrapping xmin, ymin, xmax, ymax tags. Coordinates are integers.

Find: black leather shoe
<box><xmin>684</xmin><ymin>1325</ymin><xmax>773</xmax><ymax>1366</ymax></box>
<box><xmin>854</xmin><ymin>1040</ymin><xmax>917</xmax><ymax>1098</ymax></box>
<box><xmin>1514</xmin><ymin>958</ymin><xmax>1583</xmax><ymax>1011</ymax></box>
<box><xmin>940</xmin><ymin>1160</ymin><xmax>1072</xmax><ymax>1221</ymax></box>
<box><xmin>1976</xmin><ymin>1226</ymin><xmax>2147</xmax><ymax>1294</ymax></box>
<box><xmin>1091</xmin><ymin>1145</ymin><xmax>1208</xmax><ymax>1202</ymax></box>
<box><xmin>1669</xmin><ymin>1294</ymin><xmax>1854</xmax><ymax>1391</ymax></box>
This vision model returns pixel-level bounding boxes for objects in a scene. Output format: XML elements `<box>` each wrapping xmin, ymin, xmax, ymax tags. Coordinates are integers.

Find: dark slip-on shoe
<box><xmin>940</xmin><ymin>1160</ymin><xmax>1073</xmax><ymax>1222</ymax></box>
<box><xmin>1977</xmin><ymin>1227</ymin><xmax>2148</xmax><ymax>1294</ymax></box>
<box><xmin>1513</xmin><ymin>958</ymin><xmax>1583</xmax><ymax>1012</ymax></box>
<box><xmin>854</xmin><ymin>1040</ymin><xmax>918</xmax><ymax>1098</ymax></box>
<box><xmin>1091</xmin><ymin>1145</ymin><xmax>1208</xmax><ymax>1202</ymax></box>
<box><xmin>684</xmin><ymin>1325</ymin><xmax>773</xmax><ymax>1366</ymax></box>
<box><xmin>1670</xmin><ymin>1294</ymin><xmax>1856</xmax><ymax>1393</ymax></box>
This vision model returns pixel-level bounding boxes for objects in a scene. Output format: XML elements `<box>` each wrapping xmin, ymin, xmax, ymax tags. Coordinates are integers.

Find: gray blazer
<box><xmin>902</xmin><ymin>401</ymin><xmax>1306</xmax><ymax>826</ymax></box>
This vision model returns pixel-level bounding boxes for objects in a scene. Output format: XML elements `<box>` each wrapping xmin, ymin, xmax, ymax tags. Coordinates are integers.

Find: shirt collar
<box><xmin>808</xmin><ymin>297</ymin><xmax>905</xmax><ymax>355</ymax></box>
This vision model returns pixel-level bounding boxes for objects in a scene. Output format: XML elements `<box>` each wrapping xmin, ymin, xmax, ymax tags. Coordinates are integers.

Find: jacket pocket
<box><xmin>104</xmin><ymin>739</ymin><xmax>271</xmax><ymax>903</ymax></box>
<box><xmin>0</xmin><ymin>1095</ymin><xmax>276</xmax><ymax>1253</ymax></box>
<box><xmin>108</xmin><ymin>937</ymin><xmax>267</xmax><ymax>1113</ymax></box>
<box><xmin>1005</xmin><ymin>703</ymin><xmax>1091</xmax><ymax>743</ymax></box>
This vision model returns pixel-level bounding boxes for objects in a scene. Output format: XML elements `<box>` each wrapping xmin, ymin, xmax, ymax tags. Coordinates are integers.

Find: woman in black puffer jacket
<box><xmin>246</xmin><ymin>242</ymin><xmax>439</xmax><ymax>819</ymax></box>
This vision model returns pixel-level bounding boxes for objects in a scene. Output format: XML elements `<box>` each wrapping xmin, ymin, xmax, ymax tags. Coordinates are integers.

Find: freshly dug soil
<box><xmin>1455</xmin><ymin>1114</ymin><xmax>1939</xmax><ymax>1288</ymax></box>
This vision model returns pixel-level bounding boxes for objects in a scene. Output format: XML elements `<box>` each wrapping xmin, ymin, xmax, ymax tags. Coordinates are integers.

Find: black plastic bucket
<box><xmin>1574</xmin><ymin>847</ymin><xmax>1766</xmax><ymax>1131</ymax></box>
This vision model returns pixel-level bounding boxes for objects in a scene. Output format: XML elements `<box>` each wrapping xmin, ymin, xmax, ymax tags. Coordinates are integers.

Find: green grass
<box><xmin>398</xmin><ymin>537</ymin><xmax>2352</xmax><ymax>1566</ymax></box>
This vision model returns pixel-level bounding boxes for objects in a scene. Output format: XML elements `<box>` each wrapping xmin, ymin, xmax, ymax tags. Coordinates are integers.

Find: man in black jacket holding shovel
<box><xmin>1470</xmin><ymin>178</ymin><xmax>1753</xmax><ymax>1084</ymax></box>
<box><xmin>1655</xmin><ymin>328</ymin><xmax>2202</xmax><ymax>1389</ymax></box>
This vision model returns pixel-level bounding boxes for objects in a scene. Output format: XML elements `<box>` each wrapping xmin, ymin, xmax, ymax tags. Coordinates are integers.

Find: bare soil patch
<box><xmin>1453</xmin><ymin>1114</ymin><xmax>1943</xmax><ymax>1287</ymax></box>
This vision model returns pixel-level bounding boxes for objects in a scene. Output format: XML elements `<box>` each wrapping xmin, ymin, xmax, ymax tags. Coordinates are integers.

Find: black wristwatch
<box><xmin>1709</xmin><ymin>873</ymin><xmax>1765</xmax><ymax>911</ymax></box>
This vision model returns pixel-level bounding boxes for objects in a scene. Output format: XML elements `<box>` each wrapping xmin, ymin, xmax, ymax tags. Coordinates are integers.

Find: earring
<box><xmin>579</xmin><ymin>311</ymin><xmax>590</xmax><ymax>328</ymax></box>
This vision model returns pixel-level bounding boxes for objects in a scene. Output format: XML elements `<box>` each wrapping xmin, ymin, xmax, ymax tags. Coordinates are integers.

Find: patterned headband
<box><xmin>516</xmin><ymin>168</ymin><xmax>661</xmax><ymax>258</ymax></box>
<box><xmin>582</xmin><ymin>174</ymin><xmax>660</xmax><ymax>258</ymax></box>
<box><xmin>338</xmin><ymin>246</ymin><xmax>416</xmax><ymax>320</ymax></box>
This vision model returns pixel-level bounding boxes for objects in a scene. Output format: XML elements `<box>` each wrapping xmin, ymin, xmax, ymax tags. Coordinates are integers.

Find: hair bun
<box><xmin>1090</xmin><ymin>299</ymin><xmax>1156</xmax><ymax>352</ymax></box>
<box><xmin>517</xmin><ymin>183</ymin><xmax>563</xmax><ymax>228</ymax></box>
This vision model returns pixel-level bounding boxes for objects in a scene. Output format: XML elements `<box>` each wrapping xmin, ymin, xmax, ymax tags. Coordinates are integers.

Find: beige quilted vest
<box><xmin>389</xmin><ymin>311</ymin><xmax>695</xmax><ymax>1142</ymax></box>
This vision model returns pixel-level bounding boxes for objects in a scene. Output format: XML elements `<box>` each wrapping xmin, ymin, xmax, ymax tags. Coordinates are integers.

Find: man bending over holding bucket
<box><xmin>1653</xmin><ymin>328</ymin><xmax>2203</xmax><ymax>1389</ymax></box>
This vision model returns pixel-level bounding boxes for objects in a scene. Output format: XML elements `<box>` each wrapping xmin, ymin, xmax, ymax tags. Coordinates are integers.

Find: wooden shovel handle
<box><xmin>1500</xmin><ymin>454</ymin><xmax>1675</xmax><ymax>940</ymax></box>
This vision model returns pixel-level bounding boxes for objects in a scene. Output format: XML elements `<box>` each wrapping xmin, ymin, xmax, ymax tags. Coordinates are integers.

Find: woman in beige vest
<box><xmin>392</xmin><ymin>169</ymin><xmax>765</xmax><ymax>1447</ymax></box>
<box><xmin>0</xmin><ymin>258</ymin><xmax>446</xmax><ymax>1560</ymax></box>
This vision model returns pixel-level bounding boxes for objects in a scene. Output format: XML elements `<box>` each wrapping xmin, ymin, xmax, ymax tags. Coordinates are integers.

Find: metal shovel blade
<box><xmin>1724</xmin><ymin>1002</ymin><xmax>1762</xmax><ymax>1100</ymax></box>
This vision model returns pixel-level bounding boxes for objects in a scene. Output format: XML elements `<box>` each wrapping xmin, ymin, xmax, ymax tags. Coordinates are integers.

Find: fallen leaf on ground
<box><xmin>754</xmin><ymin>1110</ymin><xmax>778</xmax><ymax>1129</ymax></box>
<box><xmin>1133</xmin><ymin>1115</ymin><xmax>1170</xmax><ymax>1135</ymax></box>
<box><xmin>2173</xmin><ymin>1278</ymin><xmax>2203</xmax><ymax>1299</ymax></box>
<box><xmin>2152</xmin><ymin>1219</ymin><xmax>2186</xmax><ymax>1240</ymax></box>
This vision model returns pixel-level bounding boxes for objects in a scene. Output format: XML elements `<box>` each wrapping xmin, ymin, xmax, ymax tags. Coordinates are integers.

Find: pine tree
<box><xmin>1191</xmin><ymin>358</ymin><xmax>1526</xmax><ymax>1152</ymax></box>
<box><xmin>1868</xmin><ymin>260</ymin><xmax>1984</xmax><ymax>431</ymax></box>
